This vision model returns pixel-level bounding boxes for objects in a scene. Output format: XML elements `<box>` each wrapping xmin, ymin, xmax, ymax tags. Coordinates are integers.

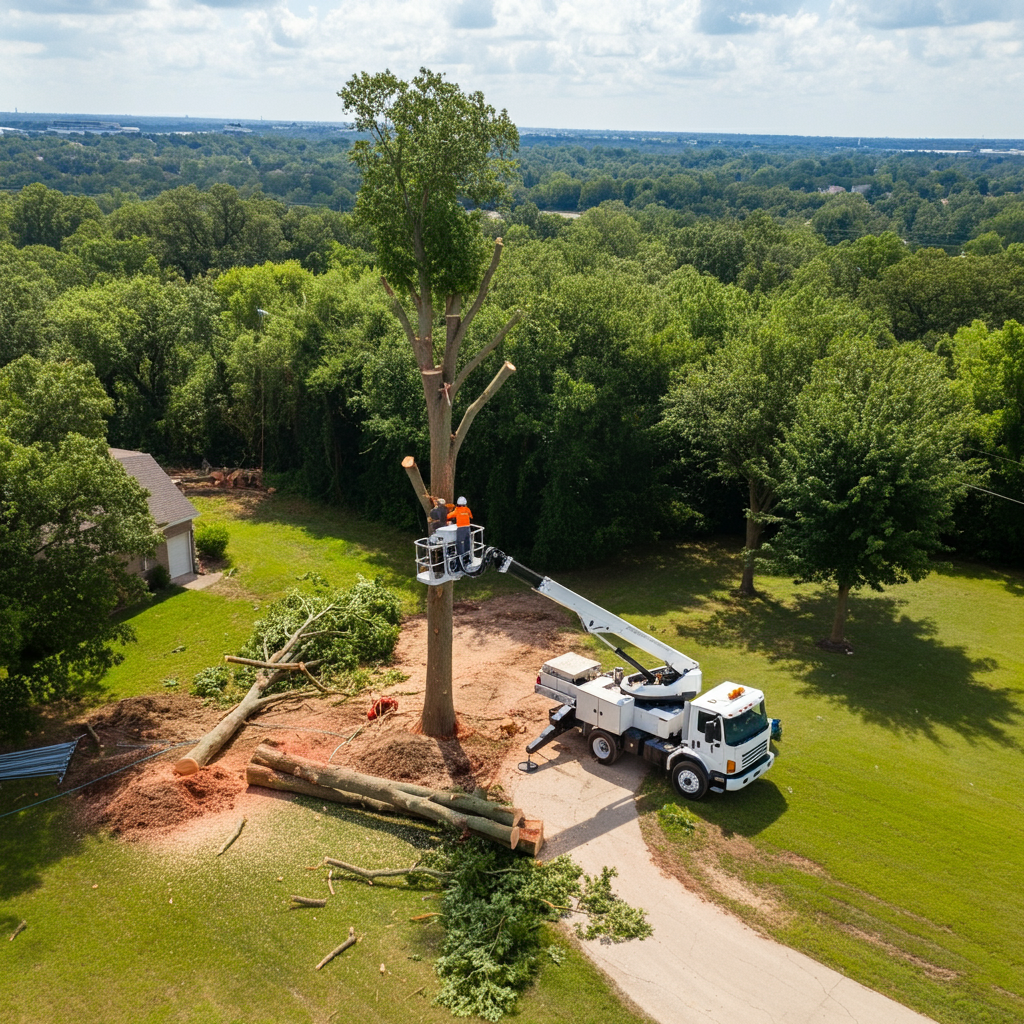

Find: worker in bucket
<box><xmin>447</xmin><ymin>496</ymin><xmax>473</xmax><ymax>559</ymax></box>
<box><xmin>426</xmin><ymin>495</ymin><xmax>449</xmax><ymax>536</ymax></box>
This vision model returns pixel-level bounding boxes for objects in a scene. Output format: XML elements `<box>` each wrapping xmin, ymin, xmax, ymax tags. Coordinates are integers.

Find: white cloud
<box><xmin>0</xmin><ymin>0</ymin><xmax>1021</xmax><ymax>134</ymax></box>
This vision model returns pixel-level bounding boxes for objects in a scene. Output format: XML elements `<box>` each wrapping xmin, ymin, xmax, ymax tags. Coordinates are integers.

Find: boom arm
<box><xmin>482</xmin><ymin>550</ymin><xmax>701</xmax><ymax>694</ymax></box>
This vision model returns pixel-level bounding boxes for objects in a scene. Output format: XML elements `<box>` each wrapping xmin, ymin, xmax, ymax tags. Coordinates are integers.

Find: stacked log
<box><xmin>246</xmin><ymin>743</ymin><xmax>543</xmax><ymax>855</ymax></box>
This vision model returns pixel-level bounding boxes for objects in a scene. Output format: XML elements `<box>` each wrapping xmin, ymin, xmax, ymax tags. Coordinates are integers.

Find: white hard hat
<box><xmin>457</xmin><ymin>496</ymin><xmax>467</xmax><ymax>505</ymax></box>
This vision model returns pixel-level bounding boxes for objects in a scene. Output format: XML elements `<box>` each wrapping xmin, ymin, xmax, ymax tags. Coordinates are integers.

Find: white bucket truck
<box><xmin>413</xmin><ymin>525</ymin><xmax>778</xmax><ymax>800</ymax></box>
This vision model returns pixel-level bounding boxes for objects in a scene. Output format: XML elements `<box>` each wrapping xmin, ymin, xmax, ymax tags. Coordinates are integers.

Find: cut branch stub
<box><xmin>401</xmin><ymin>456</ymin><xmax>433</xmax><ymax>514</ymax></box>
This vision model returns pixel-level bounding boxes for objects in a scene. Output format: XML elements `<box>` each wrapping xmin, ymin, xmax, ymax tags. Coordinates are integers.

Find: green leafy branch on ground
<box><xmin>188</xmin><ymin>574</ymin><xmax>403</xmax><ymax>705</ymax></box>
<box><xmin>407</xmin><ymin>835</ymin><xmax>652</xmax><ymax>1021</ymax></box>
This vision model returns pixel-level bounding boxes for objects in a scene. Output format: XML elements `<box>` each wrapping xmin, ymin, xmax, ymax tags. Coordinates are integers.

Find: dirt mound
<box><xmin>83</xmin><ymin>763</ymin><xmax>244</xmax><ymax>838</ymax></box>
<box><xmin>90</xmin><ymin>693</ymin><xmax>220</xmax><ymax>742</ymax></box>
<box><xmin>353</xmin><ymin>730</ymin><xmax>475</xmax><ymax>790</ymax></box>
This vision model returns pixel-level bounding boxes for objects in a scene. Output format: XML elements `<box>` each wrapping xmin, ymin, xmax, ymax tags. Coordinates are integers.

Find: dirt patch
<box><xmin>775</xmin><ymin>850</ymin><xmax>827</xmax><ymax>875</ymax></box>
<box><xmin>78</xmin><ymin>763</ymin><xmax>245</xmax><ymax>839</ymax></box>
<box><xmin>61</xmin><ymin>592</ymin><xmax>579</xmax><ymax>845</ymax></box>
<box><xmin>700</xmin><ymin>861</ymin><xmax>788</xmax><ymax>920</ymax></box>
<box><xmin>838</xmin><ymin>925</ymin><xmax>960</xmax><ymax>982</ymax></box>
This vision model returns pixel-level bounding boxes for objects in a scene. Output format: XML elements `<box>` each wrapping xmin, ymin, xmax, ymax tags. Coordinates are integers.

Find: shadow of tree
<box><xmin>678</xmin><ymin>588</ymin><xmax>1019</xmax><ymax>747</ymax></box>
<box><xmin>932</xmin><ymin>558</ymin><xmax>1024</xmax><ymax>598</ymax></box>
<box><xmin>0</xmin><ymin>795</ymin><xmax>83</xmax><ymax>902</ymax></box>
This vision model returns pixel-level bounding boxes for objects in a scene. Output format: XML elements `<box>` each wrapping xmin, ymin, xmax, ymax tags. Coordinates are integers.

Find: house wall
<box><xmin>123</xmin><ymin>520</ymin><xmax>195</xmax><ymax>583</ymax></box>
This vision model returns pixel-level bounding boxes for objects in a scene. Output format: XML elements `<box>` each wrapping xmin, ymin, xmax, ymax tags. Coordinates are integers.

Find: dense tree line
<box><xmin>3</xmin><ymin>132</ymin><xmax>1023</xmax><ymax>249</ymax></box>
<box><xmin>0</xmin><ymin>179</ymin><xmax>1020</xmax><ymax>579</ymax></box>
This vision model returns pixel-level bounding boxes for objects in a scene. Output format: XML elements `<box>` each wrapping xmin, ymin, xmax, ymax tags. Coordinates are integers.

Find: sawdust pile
<box><xmin>69</xmin><ymin>593</ymin><xmax>580</xmax><ymax>841</ymax></box>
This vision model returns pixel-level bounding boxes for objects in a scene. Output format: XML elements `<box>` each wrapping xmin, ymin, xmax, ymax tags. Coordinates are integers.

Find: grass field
<box><xmin>0</xmin><ymin>790</ymin><xmax>648</xmax><ymax>1024</ymax></box>
<box><xmin>558</xmin><ymin>543</ymin><xmax>1023</xmax><ymax>1024</ymax></box>
<box><xmin>6</xmin><ymin>492</ymin><xmax>1022</xmax><ymax>1024</ymax></box>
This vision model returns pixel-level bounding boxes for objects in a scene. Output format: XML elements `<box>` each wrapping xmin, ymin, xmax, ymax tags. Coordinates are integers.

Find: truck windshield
<box><xmin>724</xmin><ymin>701</ymin><xmax>768</xmax><ymax>746</ymax></box>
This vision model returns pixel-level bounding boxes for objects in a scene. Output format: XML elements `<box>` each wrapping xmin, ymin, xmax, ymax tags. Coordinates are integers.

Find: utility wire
<box><xmin>964</xmin><ymin>483</ymin><xmax>1024</xmax><ymax>506</ymax></box>
<box><xmin>964</xmin><ymin>446</ymin><xmax>1024</xmax><ymax>468</ymax></box>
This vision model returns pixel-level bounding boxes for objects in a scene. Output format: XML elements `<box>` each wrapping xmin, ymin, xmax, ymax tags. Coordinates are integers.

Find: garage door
<box><xmin>167</xmin><ymin>532</ymin><xmax>192</xmax><ymax>580</ymax></box>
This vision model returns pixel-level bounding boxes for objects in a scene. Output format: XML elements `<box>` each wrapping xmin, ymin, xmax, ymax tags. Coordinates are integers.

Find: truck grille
<box><xmin>742</xmin><ymin>740</ymin><xmax>768</xmax><ymax>768</ymax></box>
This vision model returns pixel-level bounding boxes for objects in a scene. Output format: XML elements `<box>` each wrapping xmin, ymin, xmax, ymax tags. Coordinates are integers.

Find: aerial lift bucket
<box><xmin>414</xmin><ymin>524</ymin><xmax>487</xmax><ymax>585</ymax></box>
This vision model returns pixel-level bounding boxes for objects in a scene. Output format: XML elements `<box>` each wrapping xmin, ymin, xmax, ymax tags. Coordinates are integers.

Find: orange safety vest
<box><xmin>447</xmin><ymin>505</ymin><xmax>473</xmax><ymax>528</ymax></box>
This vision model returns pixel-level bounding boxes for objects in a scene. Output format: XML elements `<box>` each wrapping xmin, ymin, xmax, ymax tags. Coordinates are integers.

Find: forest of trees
<box><xmin>0</xmin><ymin>129</ymin><xmax>1020</xmax><ymax>562</ymax></box>
<box><xmin>3</xmin><ymin>130</ymin><xmax>1024</xmax><ymax>250</ymax></box>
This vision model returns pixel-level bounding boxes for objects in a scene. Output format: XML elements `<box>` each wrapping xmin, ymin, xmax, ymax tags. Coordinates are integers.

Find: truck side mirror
<box><xmin>704</xmin><ymin>719</ymin><xmax>720</xmax><ymax>743</ymax></box>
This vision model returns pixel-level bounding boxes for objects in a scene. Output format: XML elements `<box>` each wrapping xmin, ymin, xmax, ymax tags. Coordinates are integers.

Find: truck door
<box><xmin>695</xmin><ymin>710</ymin><xmax>726</xmax><ymax>773</ymax></box>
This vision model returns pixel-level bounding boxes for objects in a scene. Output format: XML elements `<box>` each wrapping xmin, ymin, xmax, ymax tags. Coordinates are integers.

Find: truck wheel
<box><xmin>671</xmin><ymin>760</ymin><xmax>708</xmax><ymax>800</ymax></box>
<box><xmin>589</xmin><ymin>730</ymin><xmax>621</xmax><ymax>766</ymax></box>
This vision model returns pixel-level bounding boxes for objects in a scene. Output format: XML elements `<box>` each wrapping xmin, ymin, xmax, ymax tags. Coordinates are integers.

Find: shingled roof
<box><xmin>109</xmin><ymin>449</ymin><xmax>198</xmax><ymax>528</ymax></box>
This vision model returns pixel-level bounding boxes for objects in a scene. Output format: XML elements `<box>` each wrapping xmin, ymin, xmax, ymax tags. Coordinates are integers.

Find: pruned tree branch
<box><xmin>381</xmin><ymin>276</ymin><xmax>422</xmax><ymax>361</ymax></box>
<box><xmin>451</xmin><ymin>311</ymin><xmax>522</xmax><ymax>401</ymax></box>
<box><xmin>451</xmin><ymin>361</ymin><xmax>516</xmax><ymax>462</ymax></box>
<box><xmin>441</xmin><ymin>239</ymin><xmax>504</xmax><ymax>382</ymax></box>
<box><xmin>401</xmin><ymin>456</ymin><xmax>434</xmax><ymax>513</ymax></box>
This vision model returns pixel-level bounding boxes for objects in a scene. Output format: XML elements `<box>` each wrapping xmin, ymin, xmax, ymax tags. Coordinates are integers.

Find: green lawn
<box><xmin>0</xmin><ymin>791</ymin><xmax>647</xmax><ymax>1024</ymax></box>
<box><xmin>13</xmin><ymin>493</ymin><xmax>1023</xmax><ymax>1024</ymax></box>
<box><xmin>559</xmin><ymin>541</ymin><xmax>1023</xmax><ymax>1024</ymax></box>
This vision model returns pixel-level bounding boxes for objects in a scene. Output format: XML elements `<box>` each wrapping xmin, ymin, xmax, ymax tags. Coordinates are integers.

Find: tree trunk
<box><xmin>249</xmin><ymin>743</ymin><xmax>523</xmax><ymax>824</ymax></box>
<box><xmin>830</xmin><ymin>584</ymin><xmax>851</xmax><ymax>644</ymax></box>
<box><xmin>422</xmin><ymin>381</ymin><xmax>457</xmax><ymax>736</ymax></box>
<box><xmin>422</xmin><ymin>581</ymin><xmax>456</xmax><ymax>736</ymax></box>
<box><xmin>173</xmin><ymin>668</ymin><xmax>283</xmax><ymax>775</ymax></box>
<box><xmin>739</xmin><ymin>515</ymin><xmax>763</xmax><ymax>596</ymax></box>
<box><xmin>739</xmin><ymin>479</ymin><xmax>770</xmax><ymax>596</ymax></box>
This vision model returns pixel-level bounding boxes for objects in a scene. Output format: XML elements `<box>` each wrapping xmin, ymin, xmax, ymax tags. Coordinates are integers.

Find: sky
<box><xmin>1</xmin><ymin>0</ymin><xmax>1022</xmax><ymax>138</ymax></box>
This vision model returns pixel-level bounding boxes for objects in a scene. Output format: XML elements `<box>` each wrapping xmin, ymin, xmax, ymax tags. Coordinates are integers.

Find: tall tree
<box><xmin>768</xmin><ymin>341</ymin><xmax>970</xmax><ymax>649</ymax></box>
<box><xmin>339</xmin><ymin>68</ymin><xmax>521</xmax><ymax>737</ymax></box>
<box><xmin>662</xmin><ymin>301</ymin><xmax>828</xmax><ymax>595</ymax></box>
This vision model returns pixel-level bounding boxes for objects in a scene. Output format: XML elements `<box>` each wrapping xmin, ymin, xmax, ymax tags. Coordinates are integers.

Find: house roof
<box><xmin>109</xmin><ymin>448</ymin><xmax>198</xmax><ymax>529</ymax></box>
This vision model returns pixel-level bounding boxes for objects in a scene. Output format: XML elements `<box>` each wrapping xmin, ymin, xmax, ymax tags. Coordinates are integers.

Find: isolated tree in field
<box><xmin>339</xmin><ymin>68</ymin><xmax>521</xmax><ymax>737</ymax></box>
<box><xmin>662</xmin><ymin>308</ymin><xmax>826</xmax><ymax>595</ymax></box>
<box><xmin>768</xmin><ymin>341</ymin><xmax>970</xmax><ymax>649</ymax></box>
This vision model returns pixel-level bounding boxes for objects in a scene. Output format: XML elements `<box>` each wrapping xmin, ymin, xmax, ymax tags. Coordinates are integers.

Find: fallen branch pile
<box><xmin>246</xmin><ymin>742</ymin><xmax>544</xmax><ymax>855</ymax></box>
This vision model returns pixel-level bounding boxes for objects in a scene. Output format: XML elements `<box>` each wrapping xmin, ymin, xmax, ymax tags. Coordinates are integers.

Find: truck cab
<box><xmin>532</xmin><ymin>658</ymin><xmax>775</xmax><ymax>800</ymax></box>
<box><xmin>678</xmin><ymin>682</ymin><xmax>775</xmax><ymax>797</ymax></box>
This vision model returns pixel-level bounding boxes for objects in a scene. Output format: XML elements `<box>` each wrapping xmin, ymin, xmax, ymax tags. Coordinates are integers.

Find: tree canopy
<box><xmin>340</xmin><ymin>67</ymin><xmax>519</xmax><ymax>309</ymax></box>
<box><xmin>767</xmin><ymin>341</ymin><xmax>971</xmax><ymax>646</ymax></box>
<box><xmin>0</xmin><ymin>379</ymin><xmax>156</xmax><ymax>731</ymax></box>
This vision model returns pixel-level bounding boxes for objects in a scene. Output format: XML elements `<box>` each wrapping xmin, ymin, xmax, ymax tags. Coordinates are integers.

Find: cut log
<box><xmin>387</xmin><ymin>790</ymin><xmax>519</xmax><ymax>850</ymax></box>
<box><xmin>245</xmin><ymin>764</ymin><xmax>402</xmax><ymax>816</ymax></box>
<box><xmin>250</xmin><ymin>743</ymin><xmax>522</xmax><ymax>825</ymax></box>
<box><xmin>517</xmin><ymin>819</ymin><xmax>545</xmax><ymax>857</ymax></box>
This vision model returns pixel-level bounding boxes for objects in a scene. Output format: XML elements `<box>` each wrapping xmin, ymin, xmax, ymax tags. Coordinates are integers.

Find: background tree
<box><xmin>951</xmin><ymin>318</ymin><xmax>1024</xmax><ymax>562</ymax></box>
<box><xmin>0</xmin><ymin>358</ymin><xmax>156</xmax><ymax>733</ymax></box>
<box><xmin>767</xmin><ymin>341</ymin><xmax>970</xmax><ymax>649</ymax></box>
<box><xmin>661</xmin><ymin>298</ymin><xmax>832</xmax><ymax>594</ymax></box>
<box><xmin>339</xmin><ymin>68</ymin><xmax>521</xmax><ymax>737</ymax></box>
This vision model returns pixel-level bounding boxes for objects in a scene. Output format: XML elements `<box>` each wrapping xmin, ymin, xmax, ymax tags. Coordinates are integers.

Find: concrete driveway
<box><xmin>508</xmin><ymin>732</ymin><xmax>934</xmax><ymax>1024</ymax></box>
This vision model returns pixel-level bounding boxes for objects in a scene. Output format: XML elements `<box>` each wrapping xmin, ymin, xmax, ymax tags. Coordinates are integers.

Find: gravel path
<box><xmin>508</xmin><ymin>732</ymin><xmax>935</xmax><ymax>1024</ymax></box>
